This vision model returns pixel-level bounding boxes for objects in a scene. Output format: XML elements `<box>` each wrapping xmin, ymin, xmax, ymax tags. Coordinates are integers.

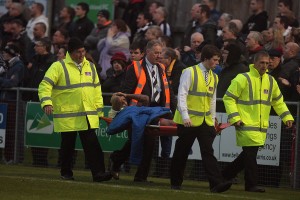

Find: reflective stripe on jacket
<box><xmin>38</xmin><ymin>52</ymin><xmax>104</xmax><ymax>132</ymax></box>
<box><xmin>223</xmin><ymin>64</ymin><xmax>294</xmax><ymax>146</ymax></box>
<box><xmin>130</xmin><ymin>60</ymin><xmax>170</xmax><ymax>108</ymax></box>
<box><xmin>173</xmin><ymin>65</ymin><xmax>218</xmax><ymax>126</ymax></box>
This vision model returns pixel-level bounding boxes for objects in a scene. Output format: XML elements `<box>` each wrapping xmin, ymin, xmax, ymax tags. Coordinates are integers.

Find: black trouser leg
<box><xmin>170</xmin><ymin>125</ymin><xmax>196</xmax><ymax>186</ymax></box>
<box><xmin>110</xmin><ymin>131</ymin><xmax>132</xmax><ymax>172</ymax></box>
<box><xmin>79</xmin><ymin>129</ymin><xmax>105</xmax><ymax>177</ymax></box>
<box><xmin>197</xmin><ymin>125</ymin><xmax>224</xmax><ymax>189</ymax></box>
<box><xmin>134</xmin><ymin>129</ymin><xmax>156</xmax><ymax>180</ymax></box>
<box><xmin>60</xmin><ymin>132</ymin><xmax>77</xmax><ymax>177</ymax></box>
<box><xmin>243</xmin><ymin>146</ymin><xmax>259</xmax><ymax>189</ymax></box>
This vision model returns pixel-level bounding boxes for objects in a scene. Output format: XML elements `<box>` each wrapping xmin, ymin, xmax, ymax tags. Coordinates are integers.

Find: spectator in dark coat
<box><xmin>181</xmin><ymin>3</ymin><xmax>201</xmax><ymax>48</ymax></box>
<box><xmin>278</xmin><ymin>42</ymin><xmax>300</xmax><ymax>102</ymax></box>
<box><xmin>241</xmin><ymin>0</ymin><xmax>268</xmax><ymax>36</ymax></box>
<box><xmin>217</xmin><ymin>43</ymin><xmax>249</xmax><ymax>100</ymax></box>
<box><xmin>70</xmin><ymin>2</ymin><xmax>94</xmax><ymax>42</ymax></box>
<box><xmin>0</xmin><ymin>44</ymin><xmax>24</xmax><ymax>164</ymax></box>
<box><xmin>9</xmin><ymin>19</ymin><xmax>31</xmax><ymax>65</ymax></box>
<box><xmin>195</xmin><ymin>4</ymin><xmax>217</xmax><ymax>45</ymax></box>
<box><xmin>22</xmin><ymin>38</ymin><xmax>56</xmax><ymax>167</ymax></box>
<box><xmin>55</xmin><ymin>6</ymin><xmax>75</xmax><ymax>34</ymax></box>
<box><xmin>267</xmin><ymin>49</ymin><xmax>283</xmax><ymax>81</ymax></box>
<box><xmin>161</xmin><ymin>47</ymin><xmax>186</xmax><ymax>95</ymax></box>
<box><xmin>84</xmin><ymin>9</ymin><xmax>112</xmax><ymax>63</ymax></box>
<box><xmin>102</xmin><ymin>52</ymin><xmax>128</xmax><ymax>105</ymax></box>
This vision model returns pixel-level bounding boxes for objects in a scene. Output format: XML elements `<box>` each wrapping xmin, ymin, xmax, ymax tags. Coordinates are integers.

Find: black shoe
<box><xmin>60</xmin><ymin>175</ymin><xmax>74</xmax><ymax>180</ymax></box>
<box><xmin>211</xmin><ymin>181</ymin><xmax>232</xmax><ymax>193</ymax></box>
<box><xmin>111</xmin><ymin>171</ymin><xmax>120</xmax><ymax>180</ymax></box>
<box><xmin>93</xmin><ymin>172</ymin><xmax>112</xmax><ymax>182</ymax></box>
<box><xmin>245</xmin><ymin>186</ymin><xmax>265</xmax><ymax>193</ymax></box>
<box><xmin>171</xmin><ymin>185</ymin><xmax>181</xmax><ymax>190</ymax></box>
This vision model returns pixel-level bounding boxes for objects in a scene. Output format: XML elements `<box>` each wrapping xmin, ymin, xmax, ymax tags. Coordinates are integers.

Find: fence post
<box><xmin>13</xmin><ymin>88</ymin><xmax>20</xmax><ymax>163</ymax></box>
<box><xmin>293</xmin><ymin>102</ymin><xmax>300</xmax><ymax>189</ymax></box>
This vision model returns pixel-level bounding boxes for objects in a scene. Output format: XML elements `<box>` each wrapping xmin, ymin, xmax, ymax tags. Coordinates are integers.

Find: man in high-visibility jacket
<box><xmin>222</xmin><ymin>51</ymin><xmax>294</xmax><ymax>192</ymax></box>
<box><xmin>38</xmin><ymin>37</ymin><xmax>112</xmax><ymax>182</ymax></box>
<box><xmin>170</xmin><ymin>45</ymin><xmax>232</xmax><ymax>192</ymax></box>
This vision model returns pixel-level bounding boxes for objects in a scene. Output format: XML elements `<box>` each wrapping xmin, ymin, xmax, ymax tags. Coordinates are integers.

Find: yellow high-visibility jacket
<box><xmin>173</xmin><ymin>65</ymin><xmax>218</xmax><ymax>126</ymax></box>
<box><xmin>223</xmin><ymin>64</ymin><xmax>294</xmax><ymax>146</ymax></box>
<box><xmin>38</xmin><ymin>52</ymin><xmax>103</xmax><ymax>132</ymax></box>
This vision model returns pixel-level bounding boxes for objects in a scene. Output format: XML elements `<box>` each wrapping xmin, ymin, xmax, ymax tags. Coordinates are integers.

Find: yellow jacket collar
<box><xmin>64</xmin><ymin>52</ymin><xmax>87</xmax><ymax>65</ymax></box>
<box><xmin>249</xmin><ymin>64</ymin><xmax>268</xmax><ymax>78</ymax></box>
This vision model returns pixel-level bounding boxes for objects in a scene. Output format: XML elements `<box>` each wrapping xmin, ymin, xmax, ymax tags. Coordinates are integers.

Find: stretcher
<box><xmin>100</xmin><ymin>117</ymin><xmax>231</xmax><ymax>136</ymax></box>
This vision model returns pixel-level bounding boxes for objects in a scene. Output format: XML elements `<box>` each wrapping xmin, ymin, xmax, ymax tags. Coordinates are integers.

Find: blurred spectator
<box><xmin>273</xmin><ymin>15</ymin><xmax>289</xmax><ymax>33</ymax></box>
<box><xmin>267</xmin><ymin>48</ymin><xmax>283</xmax><ymax>81</ymax></box>
<box><xmin>56</xmin><ymin>46</ymin><xmax>67</xmax><ymax>60</ymax></box>
<box><xmin>132</xmin><ymin>11</ymin><xmax>152</xmax><ymax>46</ymax></box>
<box><xmin>9</xmin><ymin>19</ymin><xmax>31</xmax><ymax>65</ymax></box>
<box><xmin>0</xmin><ymin>0</ymin><xmax>13</xmax><ymax>35</ymax></box>
<box><xmin>201</xmin><ymin>0</ymin><xmax>221</xmax><ymax>23</ymax></box>
<box><xmin>19</xmin><ymin>0</ymin><xmax>31</xmax><ymax>22</ymax></box>
<box><xmin>102</xmin><ymin>52</ymin><xmax>128</xmax><ymax>105</ymax></box>
<box><xmin>158</xmin><ymin>35</ymin><xmax>173</xmax><ymax>48</ymax></box>
<box><xmin>152</xmin><ymin>6</ymin><xmax>171</xmax><ymax>37</ymax></box>
<box><xmin>97</xmin><ymin>19</ymin><xmax>130</xmax><ymax>81</ymax></box>
<box><xmin>222</xmin><ymin>22</ymin><xmax>248</xmax><ymax>57</ymax></box>
<box><xmin>129</xmin><ymin>41</ymin><xmax>145</xmax><ymax>62</ymax></box>
<box><xmin>262</xmin><ymin>27</ymin><xmax>284</xmax><ymax>52</ymax></box>
<box><xmin>230</xmin><ymin>19</ymin><xmax>243</xmax><ymax>33</ymax></box>
<box><xmin>285</xmin><ymin>27</ymin><xmax>300</xmax><ymax>45</ymax></box>
<box><xmin>181</xmin><ymin>32</ymin><xmax>204</xmax><ymax>66</ymax></box>
<box><xmin>241</xmin><ymin>0</ymin><xmax>268</xmax><ymax>37</ymax></box>
<box><xmin>217</xmin><ymin>43</ymin><xmax>248</xmax><ymax>100</ymax></box>
<box><xmin>144</xmin><ymin>25</ymin><xmax>163</xmax><ymax>42</ymax></box>
<box><xmin>277</xmin><ymin>0</ymin><xmax>299</xmax><ymax>27</ymax></box>
<box><xmin>0</xmin><ymin>44</ymin><xmax>24</xmax><ymax>164</ymax></box>
<box><xmin>217</xmin><ymin>13</ymin><xmax>233</xmax><ymax>37</ymax></box>
<box><xmin>278</xmin><ymin>42</ymin><xmax>300</xmax><ymax>101</ymax></box>
<box><xmin>54</xmin><ymin>6</ymin><xmax>75</xmax><ymax>34</ymax></box>
<box><xmin>245</xmin><ymin>31</ymin><xmax>264</xmax><ymax>63</ymax></box>
<box><xmin>26</xmin><ymin>2</ymin><xmax>48</xmax><ymax>41</ymax></box>
<box><xmin>114</xmin><ymin>0</ymin><xmax>146</xmax><ymax>41</ymax></box>
<box><xmin>23</xmin><ymin>38</ymin><xmax>56</xmax><ymax>167</ymax></box>
<box><xmin>8</xmin><ymin>2</ymin><xmax>27</xmax><ymax>27</ymax></box>
<box><xmin>0</xmin><ymin>17</ymin><xmax>13</xmax><ymax>49</ymax></box>
<box><xmin>148</xmin><ymin>1</ymin><xmax>164</xmax><ymax>16</ymax></box>
<box><xmin>69</xmin><ymin>2</ymin><xmax>94</xmax><ymax>42</ymax></box>
<box><xmin>195</xmin><ymin>4</ymin><xmax>217</xmax><ymax>45</ymax></box>
<box><xmin>161</xmin><ymin>47</ymin><xmax>186</xmax><ymax>95</ymax></box>
<box><xmin>84</xmin><ymin>9</ymin><xmax>112</xmax><ymax>63</ymax></box>
<box><xmin>51</xmin><ymin>29</ymin><xmax>69</xmax><ymax>55</ymax></box>
<box><xmin>27</xmin><ymin>22</ymin><xmax>48</xmax><ymax>59</ymax></box>
<box><xmin>182</xmin><ymin>3</ymin><xmax>201</xmax><ymax>48</ymax></box>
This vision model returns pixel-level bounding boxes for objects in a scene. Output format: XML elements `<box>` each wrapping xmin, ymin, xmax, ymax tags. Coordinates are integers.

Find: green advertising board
<box><xmin>65</xmin><ymin>0</ymin><xmax>114</xmax><ymax>23</ymax></box>
<box><xmin>25</xmin><ymin>102</ymin><xmax>128</xmax><ymax>152</ymax></box>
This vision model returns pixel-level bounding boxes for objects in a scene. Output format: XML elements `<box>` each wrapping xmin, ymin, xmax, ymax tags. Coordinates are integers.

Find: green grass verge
<box><xmin>0</xmin><ymin>164</ymin><xmax>299</xmax><ymax>200</ymax></box>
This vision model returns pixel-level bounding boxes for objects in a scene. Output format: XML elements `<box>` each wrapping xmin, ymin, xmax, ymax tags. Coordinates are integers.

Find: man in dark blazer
<box><xmin>110</xmin><ymin>39</ymin><xmax>176</xmax><ymax>182</ymax></box>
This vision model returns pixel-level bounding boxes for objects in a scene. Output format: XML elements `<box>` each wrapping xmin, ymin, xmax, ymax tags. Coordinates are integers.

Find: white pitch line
<box><xmin>0</xmin><ymin>175</ymin><xmax>278</xmax><ymax>200</ymax></box>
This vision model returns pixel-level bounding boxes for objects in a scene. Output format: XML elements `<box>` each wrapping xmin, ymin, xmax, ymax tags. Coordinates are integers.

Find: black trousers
<box><xmin>110</xmin><ymin>128</ymin><xmax>156</xmax><ymax>180</ymax></box>
<box><xmin>60</xmin><ymin>128</ymin><xmax>105</xmax><ymax>178</ymax></box>
<box><xmin>222</xmin><ymin>146</ymin><xmax>259</xmax><ymax>189</ymax></box>
<box><xmin>170</xmin><ymin>123</ymin><xmax>224</xmax><ymax>189</ymax></box>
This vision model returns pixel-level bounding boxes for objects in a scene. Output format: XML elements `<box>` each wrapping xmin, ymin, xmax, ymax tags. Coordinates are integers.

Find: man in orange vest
<box><xmin>110</xmin><ymin>40</ymin><xmax>176</xmax><ymax>182</ymax></box>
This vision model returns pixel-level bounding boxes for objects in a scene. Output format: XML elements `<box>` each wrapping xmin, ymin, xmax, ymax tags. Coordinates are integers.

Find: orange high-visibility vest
<box><xmin>130</xmin><ymin>60</ymin><xmax>170</xmax><ymax>108</ymax></box>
